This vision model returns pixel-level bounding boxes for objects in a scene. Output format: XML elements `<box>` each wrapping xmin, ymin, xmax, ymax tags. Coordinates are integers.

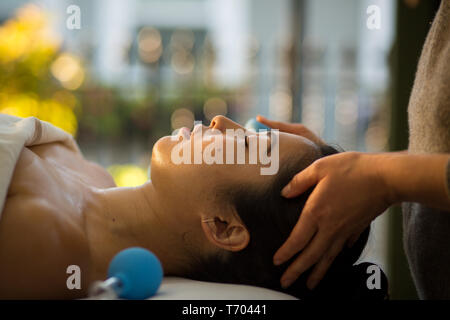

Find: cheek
<box><xmin>151</xmin><ymin>145</ymin><xmax>206</xmax><ymax>191</ymax></box>
<box><xmin>151</xmin><ymin>136</ymin><xmax>246</xmax><ymax>196</ymax></box>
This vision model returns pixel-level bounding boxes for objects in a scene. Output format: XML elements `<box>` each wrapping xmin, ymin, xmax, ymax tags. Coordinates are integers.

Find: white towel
<box><xmin>0</xmin><ymin>114</ymin><xmax>81</xmax><ymax>217</ymax></box>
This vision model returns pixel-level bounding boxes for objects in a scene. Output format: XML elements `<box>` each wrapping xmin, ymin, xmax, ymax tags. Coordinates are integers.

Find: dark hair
<box><xmin>185</xmin><ymin>144</ymin><xmax>388</xmax><ymax>300</ymax></box>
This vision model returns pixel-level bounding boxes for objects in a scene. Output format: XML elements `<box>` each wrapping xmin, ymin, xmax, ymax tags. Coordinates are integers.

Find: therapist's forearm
<box><xmin>375</xmin><ymin>152</ymin><xmax>450</xmax><ymax>210</ymax></box>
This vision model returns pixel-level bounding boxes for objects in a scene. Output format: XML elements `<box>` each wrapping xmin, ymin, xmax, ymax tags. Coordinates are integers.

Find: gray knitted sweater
<box><xmin>402</xmin><ymin>0</ymin><xmax>450</xmax><ymax>299</ymax></box>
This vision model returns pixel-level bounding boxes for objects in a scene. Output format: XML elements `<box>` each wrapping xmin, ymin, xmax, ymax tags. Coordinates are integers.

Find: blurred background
<box><xmin>0</xmin><ymin>0</ymin><xmax>442</xmax><ymax>299</ymax></box>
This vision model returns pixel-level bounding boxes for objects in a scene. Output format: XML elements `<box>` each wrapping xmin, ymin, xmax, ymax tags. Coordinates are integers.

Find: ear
<box><xmin>201</xmin><ymin>213</ymin><xmax>250</xmax><ymax>252</ymax></box>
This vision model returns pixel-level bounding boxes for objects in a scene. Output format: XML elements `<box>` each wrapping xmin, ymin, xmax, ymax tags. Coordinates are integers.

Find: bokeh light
<box><xmin>0</xmin><ymin>4</ymin><xmax>60</xmax><ymax>64</ymax></box>
<box><xmin>203</xmin><ymin>97</ymin><xmax>227</xmax><ymax>120</ymax></box>
<box><xmin>51</xmin><ymin>53</ymin><xmax>85</xmax><ymax>90</ymax></box>
<box><xmin>107</xmin><ymin>164</ymin><xmax>148</xmax><ymax>187</ymax></box>
<box><xmin>1</xmin><ymin>94</ymin><xmax>77</xmax><ymax>135</ymax></box>
<box><xmin>138</xmin><ymin>27</ymin><xmax>162</xmax><ymax>64</ymax></box>
<box><xmin>171</xmin><ymin>50</ymin><xmax>195</xmax><ymax>75</ymax></box>
<box><xmin>0</xmin><ymin>4</ymin><xmax>82</xmax><ymax>137</ymax></box>
<box><xmin>170</xmin><ymin>108</ymin><xmax>194</xmax><ymax>129</ymax></box>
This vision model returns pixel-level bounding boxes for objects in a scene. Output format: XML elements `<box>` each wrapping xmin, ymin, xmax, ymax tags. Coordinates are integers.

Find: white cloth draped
<box><xmin>0</xmin><ymin>114</ymin><xmax>80</xmax><ymax>216</ymax></box>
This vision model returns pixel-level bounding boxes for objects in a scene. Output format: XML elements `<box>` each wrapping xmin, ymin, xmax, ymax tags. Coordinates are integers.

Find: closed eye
<box><xmin>243</xmin><ymin>131</ymin><xmax>272</xmax><ymax>154</ymax></box>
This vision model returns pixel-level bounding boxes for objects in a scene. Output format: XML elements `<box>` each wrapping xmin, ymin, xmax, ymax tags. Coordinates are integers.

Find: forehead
<box><xmin>277</xmin><ymin>132</ymin><xmax>320</xmax><ymax>166</ymax></box>
<box><xmin>222</xmin><ymin>131</ymin><xmax>319</xmax><ymax>185</ymax></box>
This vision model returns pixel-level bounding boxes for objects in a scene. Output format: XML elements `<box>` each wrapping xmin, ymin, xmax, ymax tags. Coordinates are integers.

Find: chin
<box><xmin>152</xmin><ymin>136</ymin><xmax>173</xmax><ymax>163</ymax></box>
<box><xmin>149</xmin><ymin>136</ymin><xmax>168</xmax><ymax>173</ymax></box>
<box><xmin>150</xmin><ymin>135</ymin><xmax>179</xmax><ymax>185</ymax></box>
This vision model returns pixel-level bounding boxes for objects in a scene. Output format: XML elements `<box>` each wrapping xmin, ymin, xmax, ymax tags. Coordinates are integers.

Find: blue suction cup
<box><xmin>245</xmin><ymin>118</ymin><xmax>271</xmax><ymax>132</ymax></box>
<box><xmin>107</xmin><ymin>247</ymin><xmax>163</xmax><ymax>299</ymax></box>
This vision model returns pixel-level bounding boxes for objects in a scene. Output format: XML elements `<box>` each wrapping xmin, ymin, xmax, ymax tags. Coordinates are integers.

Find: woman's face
<box><xmin>149</xmin><ymin>116</ymin><xmax>320</xmax><ymax>226</ymax></box>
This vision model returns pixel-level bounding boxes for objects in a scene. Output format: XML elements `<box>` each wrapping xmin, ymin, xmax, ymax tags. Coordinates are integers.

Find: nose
<box><xmin>210</xmin><ymin>115</ymin><xmax>242</xmax><ymax>132</ymax></box>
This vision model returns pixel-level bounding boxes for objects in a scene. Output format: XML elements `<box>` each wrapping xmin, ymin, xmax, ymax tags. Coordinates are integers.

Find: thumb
<box><xmin>281</xmin><ymin>165</ymin><xmax>318</xmax><ymax>198</ymax></box>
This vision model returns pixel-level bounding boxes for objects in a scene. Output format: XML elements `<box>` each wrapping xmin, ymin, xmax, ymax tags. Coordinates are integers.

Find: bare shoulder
<box><xmin>28</xmin><ymin>141</ymin><xmax>116</xmax><ymax>189</ymax></box>
<box><xmin>0</xmin><ymin>195</ymin><xmax>91</xmax><ymax>299</ymax></box>
<box><xmin>0</xmin><ymin>141</ymin><xmax>114</xmax><ymax>298</ymax></box>
<box><xmin>83</xmin><ymin>160</ymin><xmax>117</xmax><ymax>188</ymax></box>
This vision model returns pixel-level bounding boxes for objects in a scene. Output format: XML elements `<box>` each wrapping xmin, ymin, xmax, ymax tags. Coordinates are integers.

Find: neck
<box><xmin>85</xmin><ymin>181</ymin><xmax>189</xmax><ymax>280</ymax></box>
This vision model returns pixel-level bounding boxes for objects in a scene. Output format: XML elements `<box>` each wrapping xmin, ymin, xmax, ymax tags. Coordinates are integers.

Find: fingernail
<box><xmin>281</xmin><ymin>278</ymin><xmax>293</xmax><ymax>289</ymax></box>
<box><xmin>281</xmin><ymin>185</ymin><xmax>291</xmax><ymax>197</ymax></box>
<box><xmin>273</xmin><ymin>258</ymin><xmax>283</xmax><ymax>266</ymax></box>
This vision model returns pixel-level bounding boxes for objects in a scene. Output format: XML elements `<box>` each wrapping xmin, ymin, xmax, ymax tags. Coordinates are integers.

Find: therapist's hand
<box><xmin>256</xmin><ymin>115</ymin><xmax>325</xmax><ymax>146</ymax></box>
<box><xmin>273</xmin><ymin>152</ymin><xmax>392</xmax><ymax>290</ymax></box>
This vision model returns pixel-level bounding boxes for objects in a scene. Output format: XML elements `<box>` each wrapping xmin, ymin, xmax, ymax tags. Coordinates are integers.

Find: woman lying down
<box><xmin>0</xmin><ymin>115</ymin><xmax>387</xmax><ymax>299</ymax></box>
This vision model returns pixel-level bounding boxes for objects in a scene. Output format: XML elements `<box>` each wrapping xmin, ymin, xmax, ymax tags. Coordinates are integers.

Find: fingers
<box><xmin>279</xmin><ymin>229</ymin><xmax>333</xmax><ymax>289</ymax></box>
<box><xmin>256</xmin><ymin>115</ymin><xmax>299</xmax><ymax>134</ymax></box>
<box><xmin>256</xmin><ymin>115</ymin><xmax>327</xmax><ymax>147</ymax></box>
<box><xmin>256</xmin><ymin>115</ymin><xmax>283</xmax><ymax>129</ymax></box>
<box><xmin>306</xmin><ymin>238</ymin><xmax>346</xmax><ymax>289</ymax></box>
<box><xmin>273</xmin><ymin>206</ymin><xmax>317</xmax><ymax>265</ymax></box>
<box><xmin>281</xmin><ymin>164</ymin><xmax>318</xmax><ymax>198</ymax></box>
